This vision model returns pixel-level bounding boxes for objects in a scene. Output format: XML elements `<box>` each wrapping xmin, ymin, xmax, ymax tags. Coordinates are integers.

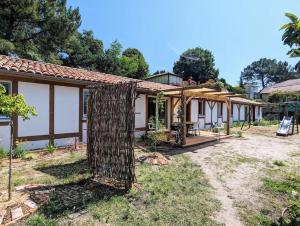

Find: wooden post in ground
<box><xmin>155</xmin><ymin>94</ymin><xmax>159</xmax><ymax>130</ymax></box>
<box><xmin>226</xmin><ymin>100</ymin><xmax>231</xmax><ymax>135</ymax></box>
<box><xmin>179</xmin><ymin>89</ymin><xmax>186</xmax><ymax>146</ymax></box>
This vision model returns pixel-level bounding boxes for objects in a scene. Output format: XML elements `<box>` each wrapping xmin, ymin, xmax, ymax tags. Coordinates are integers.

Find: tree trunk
<box><xmin>8</xmin><ymin>120</ymin><xmax>13</xmax><ymax>201</ymax></box>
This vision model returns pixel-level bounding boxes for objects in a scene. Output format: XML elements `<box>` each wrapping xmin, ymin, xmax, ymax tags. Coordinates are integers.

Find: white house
<box><xmin>0</xmin><ymin>55</ymin><xmax>262</xmax><ymax>150</ymax></box>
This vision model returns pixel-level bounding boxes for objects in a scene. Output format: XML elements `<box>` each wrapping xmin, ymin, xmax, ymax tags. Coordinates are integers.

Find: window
<box><xmin>0</xmin><ymin>81</ymin><xmax>12</xmax><ymax>120</ymax></box>
<box><xmin>231</xmin><ymin>104</ymin><xmax>234</xmax><ymax>116</ymax></box>
<box><xmin>198</xmin><ymin>100</ymin><xmax>205</xmax><ymax>116</ymax></box>
<box><xmin>217</xmin><ymin>102</ymin><xmax>223</xmax><ymax>117</ymax></box>
<box><xmin>83</xmin><ymin>89</ymin><xmax>89</xmax><ymax>118</ymax></box>
<box><xmin>147</xmin><ymin>97</ymin><xmax>168</xmax><ymax>128</ymax></box>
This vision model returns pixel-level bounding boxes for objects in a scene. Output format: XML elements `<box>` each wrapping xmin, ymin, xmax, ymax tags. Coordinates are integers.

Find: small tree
<box><xmin>0</xmin><ymin>85</ymin><xmax>37</xmax><ymax>200</ymax></box>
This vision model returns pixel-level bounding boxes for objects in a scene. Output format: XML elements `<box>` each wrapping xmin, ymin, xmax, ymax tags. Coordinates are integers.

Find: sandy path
<box><xmin>184</xmin><ymin>130</ymin><xmax>300</xmax><ymax>226</ymax></box>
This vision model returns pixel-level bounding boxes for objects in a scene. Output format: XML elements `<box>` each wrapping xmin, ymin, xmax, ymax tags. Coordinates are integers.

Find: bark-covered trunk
<box><xmin>87</xmin><ymin>82</ymin><xmax>136</xmax><ymax>189</ymax></box>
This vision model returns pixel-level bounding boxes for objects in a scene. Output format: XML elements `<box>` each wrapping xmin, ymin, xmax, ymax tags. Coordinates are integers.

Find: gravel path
<box><xmin>184</xmin><ymin>129</ymin><xmax>300</xmax><ymax>226</ymax></box>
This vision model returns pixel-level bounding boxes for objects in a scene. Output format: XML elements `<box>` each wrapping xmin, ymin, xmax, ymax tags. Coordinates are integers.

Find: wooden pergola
<box><xmin>161</xmin><ymin>86</ymin><xmax>244</xmax><ymax>146</ymax></box>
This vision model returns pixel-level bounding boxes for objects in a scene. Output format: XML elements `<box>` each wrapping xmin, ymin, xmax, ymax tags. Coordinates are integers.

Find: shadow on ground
<box><xmin>154</xmin><ymin>140</ymin><xmax>223</xmax><ymax>156</ymax></box>
<box><xmin>31</xmin><ymin>161</ymin><xmax>128</xmax><ymax>218</ymax></box>
<box><xmin>35</xmin><ymin>159</ymin><xmax>90</xmax><ymax>179</ymax></box>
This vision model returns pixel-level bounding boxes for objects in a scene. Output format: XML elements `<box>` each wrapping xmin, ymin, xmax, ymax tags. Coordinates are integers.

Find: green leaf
<box><xmin>285</xmin><ymin>12</ymin><xmax>298</xmax><ymax>22</ymax></box>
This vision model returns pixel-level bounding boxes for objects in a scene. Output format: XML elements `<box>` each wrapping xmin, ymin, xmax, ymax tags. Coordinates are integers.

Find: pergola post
<box><xmin>179</xmin><ymin>89</ymin><xmax>186</xmax><ymax>146</ymax></box>
<box><xmin>155</xmin><ymin>94</ymin><xmax>159</xmax><ymax>129</ymax></box>
<box><xmin>226</xmin><ymin>100</ymin><xmax>231</xmax><ymax>135</ymax></box>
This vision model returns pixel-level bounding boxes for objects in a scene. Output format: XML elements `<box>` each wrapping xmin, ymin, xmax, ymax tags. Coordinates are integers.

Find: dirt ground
<box><xmin>183</xmin><ymin>126</ymin><xmax>300</xmax><ymax>226</ymax></box>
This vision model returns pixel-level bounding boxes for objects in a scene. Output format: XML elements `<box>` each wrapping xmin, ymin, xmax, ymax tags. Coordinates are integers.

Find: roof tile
<box><xmin>0</xmin><ymin>55</ymin><xmax>175</xmax><ymax>92</ymax></box>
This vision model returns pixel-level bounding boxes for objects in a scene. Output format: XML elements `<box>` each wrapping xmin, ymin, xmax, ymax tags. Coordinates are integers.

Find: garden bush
<box><xmin>0</xmin><ymin>146</ymin><xmax>7</xmax><ymax>159</ymax></box>
<box><xmin>12</xmin><ymin>144</ymin><xmax>26</xmax><ymax>159</ymax></box>
<box><xmin>45</xmin><ymin>142</ymin><xmax>56</xmax><ymax>154</ymax></box>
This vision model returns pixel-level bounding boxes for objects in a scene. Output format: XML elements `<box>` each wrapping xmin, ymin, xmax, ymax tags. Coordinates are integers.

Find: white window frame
<box><xmin>83</xmin><ymin>89</ymin><xmax>89</xmax><ymax>119</ymax></box>
<box><xmin>0</xmin><ymin>81</ymin><xmax>12</xmax><ymax>121</ymax></box>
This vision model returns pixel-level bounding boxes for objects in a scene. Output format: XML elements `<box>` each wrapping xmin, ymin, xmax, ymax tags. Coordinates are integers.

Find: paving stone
<box><xmin>24</xmin><ymin>199</ymin><xmax>38</xmax><ymax>209</ymax></box>
<box><xmin>11</xmin><ymin>207</ymin><xmax>23</xmax><ymax>221</ymax></box>
<box><xmin>0</xmin><ymin>210</ymin><xmax>6</xmax><ymax>225</ymax></box>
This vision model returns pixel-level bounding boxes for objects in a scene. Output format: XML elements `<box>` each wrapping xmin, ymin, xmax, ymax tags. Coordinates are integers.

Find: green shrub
<box><xmin>12</xmin><ymin>144</ymin><xmax>26</xmax><ymax>159</ymax></box>
<box><xmin>288</xmin><ymin>199</ymin><xmax>300</xmax><ymax>225</ymax></box>
<box><xmin>232</xmin><ymin>122</ymin><xmax>242</xmax><ymax>128</ymax></box>
<box><xmin>0</xmin><ymin>146</ymin><xmax>7</xmax><ymax>159</ymax></box>
<box><xmin>45</xmin><ymin>142</ymin><xmax>56</xmax><ymax>154</ymax></box>
<box><xmin>253</xmin><ymin>119</ymin><xmax>278</xmax><ymax>127</ymax></box>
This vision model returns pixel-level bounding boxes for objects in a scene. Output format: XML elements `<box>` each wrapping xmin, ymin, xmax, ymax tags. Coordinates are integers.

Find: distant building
<box><xmin>144</xmin><ymin>72</ymin><xmax>182</xmax><ymax>86</ymax></box>
<box><xmin>244</xmin><ymin>82</ymin><xmax>260</xmax><ymax>99</ymax></box>
<box><xmin>260</xmin><ymin>79</ymin><xmax>300</xmax><ymax>101</ymax></box>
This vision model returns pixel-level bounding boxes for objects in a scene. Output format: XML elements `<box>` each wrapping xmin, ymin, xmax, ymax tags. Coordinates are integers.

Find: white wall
<box><xmin>55</xmin><ymin>137</ymin><xmax>77</xmax><ymax>147</ymax></box>
<box><xmin>232</xmin><ymin>104</ymin><xmax>239</xmax><ymax>121</ymax></box>
<box><xmin>18</xmin><ymin>82</ymin><xmax>49</xmax><ymax>136</ymax></box>
<box><xmin>190</xmin><ymin>99</ymin><xmax>198</xmax><ymax>122</ymax></box>
<box><xmin>255</xmin><ymin>106</ymin><xmax>262</xmax><ymax>120</ymax></box>
<box><xmin>222</xmin><ymin>102</ymin><xmax>227</xmax><ymax>122</ymax></box>
<box><xmin>135</xmin><ymin>94</ymin><xmax>146</xmax><ymax>129</ymax></box>
<box><xmin>54</xmin><ymin>86</ymin><xmax>79</xmax><ymax>134</ymax></box>
<box><xmin>22</xmin><ymin>140</ymin><xmax>49</xmax><ymax>150</ymax></box>
<box><xmin>205</xmin><ymin>101</ymin><xmax>218</xmax><ymax>128</ymax></box>
<box><xmin>240</xmin><ymin>105</ymin><xmax>245</xmax><ymax>121</ymax></box>
<box><xmin>0</xmin><ymin>125</ymin><xmax>10</xmax><ymax>150</ymax></box>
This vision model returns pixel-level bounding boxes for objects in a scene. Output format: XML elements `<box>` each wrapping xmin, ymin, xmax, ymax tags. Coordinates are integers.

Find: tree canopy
<box><xmin>120</xmin><ymin>48</ymin><xmax>149</xmax><ymax>79</ymax></box>
<box><xmin>240</xmin><ymin>58</ymin><xmax>296</xmax><ymax>88</ymax></box>
<box><xmin>0</xmin><ymin>0</ymin><xmax>150</xmax><ymax>79</ymax></box>
<box><xmin>0</xmin><ymin>0</ymin><xmax>81</xmax><ymax>64</ymax></box>
<box><xmin>62</xmin><ymin>30</ymin><xmax>104</xmax><ymax>71</ymax></box>
<box><xmin>173</xmin><ymin>47</ymin><xmax>219</xmax><ymax>84</ymax></box>
<box><xmin>281</xmin><ymin>12</ymin><xmax>300</xmax><ymax>70</ymax></box>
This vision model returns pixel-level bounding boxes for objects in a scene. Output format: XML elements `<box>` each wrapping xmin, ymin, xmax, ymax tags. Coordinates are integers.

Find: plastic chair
<box><xmin>189</xmin><ymin>122</ymin><xmax>201</xmax><ymax>136</ymax></box>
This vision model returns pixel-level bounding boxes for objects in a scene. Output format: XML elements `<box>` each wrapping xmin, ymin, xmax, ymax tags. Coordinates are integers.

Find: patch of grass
<box><xmin>210</xmin><ymin>152</ymin><xmax>259</xmax><ymax>174</ymax></box>
<box><xmin>10</xmin><ymin>152</ymin><xmax>219</xmax><ymax>226</ymax></box>
<box><xmin>26</xmin><ymin>214</ymin><xmax>57</xmax><ymax>226</ymax></box>
<box><xmin>253</xmin><ymin>119</ymin><xmax>278</xmax><ymax>127</ymax></box>
<box><xmin>289</xmin><ymin>151</ymin><xmax>300</xmax><ymax>157</ymax></box>
<box><xmin>273</xmin><ymin>160</ymin><xmax>286</xmax><ymax>167</ymax></box>
<box><xmin>263</xmin><ymin>177</ymin><xmax>300</xmax><ymax>195</ymax></box>
<box><xmin>236</xmin><ymin>201</ymin><xmax>273</xmax><ymax>226</ymax></box>
<box><xmin>90</xmin><ymin>155</ymin><xmax>221</xmax><ymax>226</ymax></box>
<box><xmin>245</xmin><ymin>169</ymin><xmax>300</xmax><ymax>225</ymax></box>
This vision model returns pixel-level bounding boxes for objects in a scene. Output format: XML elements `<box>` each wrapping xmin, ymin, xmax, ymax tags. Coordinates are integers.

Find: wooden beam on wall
<box><xmin>49</xmin><ymin>84</ymin><xmax>55</xmax><ymax>143</ymax></box>
<box><xmin>170</xmin><ymin>97</ymin><xmax>174</xmax><ymax>124</ymax></box>
<box><xmin>79</xmin><ymin>87</ymin><xmax>83</xmax><ymax>142</ymax></box>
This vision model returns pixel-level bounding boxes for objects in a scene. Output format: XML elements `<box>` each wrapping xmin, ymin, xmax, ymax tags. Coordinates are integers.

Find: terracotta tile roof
<box><xmin>260</xmin><ymin>79</ymin><xmax>300</xmax><ymax>94</ymax></box>
<box><xmin>0</xmin><ymin>55</ymin><xmax>175</xmax><ymax>92</ymax></box>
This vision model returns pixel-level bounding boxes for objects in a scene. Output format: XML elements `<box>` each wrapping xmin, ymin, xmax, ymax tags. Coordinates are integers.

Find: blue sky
<box><xmin>67</xmin><ymin>0</ymin><xmax>299</xmax><ymax>85</ymax></box>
